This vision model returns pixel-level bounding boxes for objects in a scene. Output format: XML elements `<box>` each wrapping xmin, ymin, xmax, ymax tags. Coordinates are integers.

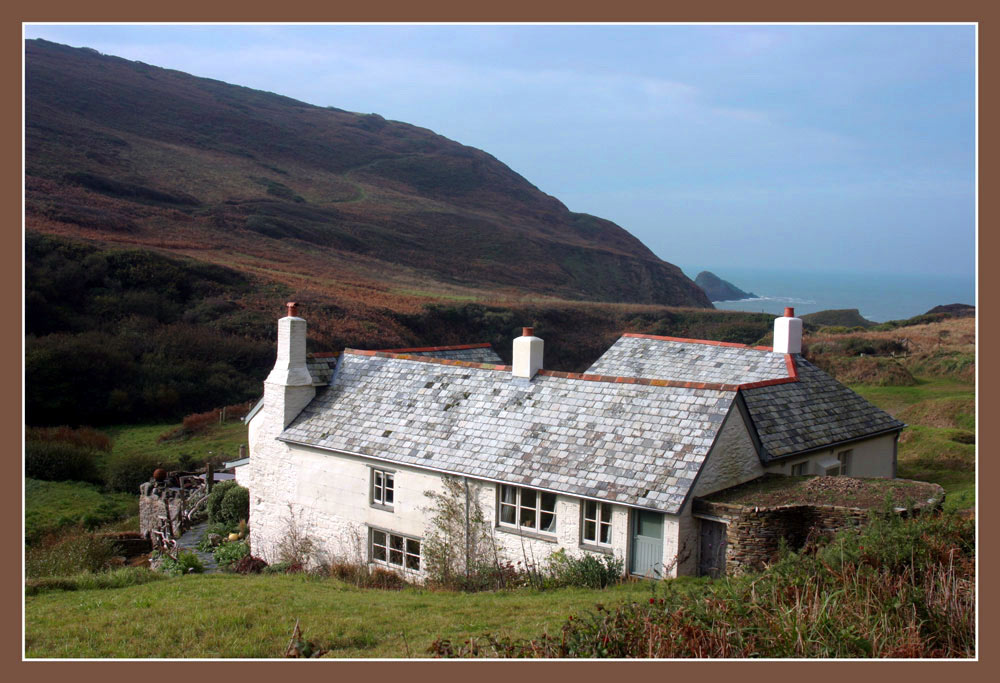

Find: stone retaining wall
<box><xmin>692</xmin><ymin>483</ymin><xmax>945</xmax><ymax>574</ymax></box>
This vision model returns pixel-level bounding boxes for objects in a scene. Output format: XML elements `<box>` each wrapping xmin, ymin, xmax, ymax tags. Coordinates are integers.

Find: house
<box><xmin>245</xmin><ymin>304</ymin><xmax>904</xmax><ymax>579</ymax></box>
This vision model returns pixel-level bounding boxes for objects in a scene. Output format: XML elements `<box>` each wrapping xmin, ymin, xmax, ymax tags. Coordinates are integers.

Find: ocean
<box><xmin>680</xmin><ymin>266</ymin><xmax>976</xmax><ymax>323</ymax></box>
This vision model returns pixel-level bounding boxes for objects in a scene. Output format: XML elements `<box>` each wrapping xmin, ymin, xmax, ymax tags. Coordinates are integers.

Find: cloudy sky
<box><xmin>24</xmin><ymin>24</ymin><xmax>976</xmax><ymax>278</ymax></box>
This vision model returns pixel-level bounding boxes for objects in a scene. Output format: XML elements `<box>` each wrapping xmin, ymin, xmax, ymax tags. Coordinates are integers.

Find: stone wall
<box><xmin>692</xmin><ymin>484</ymin><xmax>945</xmax><ymax>574</ymax></box>
<box><xmin>139</xmin><ymin>481</ymin><xmax>206</xmax><ymax>539</ymax></box>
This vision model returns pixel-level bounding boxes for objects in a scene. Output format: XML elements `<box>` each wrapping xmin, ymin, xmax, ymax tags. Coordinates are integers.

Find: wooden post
<box><xmin>207</xmin><ymin>462</ymin><xmax>214</xmax><ymax>493</ymax></box>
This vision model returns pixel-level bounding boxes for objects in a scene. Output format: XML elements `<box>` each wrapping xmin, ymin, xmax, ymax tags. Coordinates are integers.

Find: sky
<box><xmin>23</xmin><ymin>24</ymin><xmax>976</xmax><ymax>279</ymax></box>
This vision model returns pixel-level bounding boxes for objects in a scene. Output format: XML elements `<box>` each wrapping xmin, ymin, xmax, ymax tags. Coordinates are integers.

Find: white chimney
<box><xmin>773</xmin><ymin>307</ymin><xmax>803</xmax><ymax>354</ymax></box>
<box><xmin>512</xmin><ymin>326</ymin><xmax>543</xmax><ymax>379</ymax></box>
<box><xmin>264</xmin><ymin>302</ymin><xmax>316</xmax><ymax>427</ymax></box>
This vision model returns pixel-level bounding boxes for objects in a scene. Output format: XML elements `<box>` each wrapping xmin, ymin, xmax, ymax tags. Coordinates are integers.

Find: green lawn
<box><xmin>851</xmin><ymin>376</ymin><xmax>975</xmax><ymax>512</ymax></box>
<box><xmin>24</xmin><ymin>573</ymin><xmax>673</xmax><ymax>658</ymax></box>
<box><xmin>25</xmin><ymin>479</ymin><xmax>137</xmax><ymax>544</ymax></box>
<box><xmin>103</xmin><ymin>420</ymin><xmax>249</xmax><ymax>472</ymax></box>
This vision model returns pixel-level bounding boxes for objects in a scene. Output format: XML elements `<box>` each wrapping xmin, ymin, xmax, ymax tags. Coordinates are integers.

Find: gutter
<box><xmin>763</xmin><ymin>424</ymin><xmax>907</xmax><ymax>462</ymax></box>
<box><xmin>275</xmin><ymin>436</ymin><xmax>685</xmax><ymax>516</ymax></box>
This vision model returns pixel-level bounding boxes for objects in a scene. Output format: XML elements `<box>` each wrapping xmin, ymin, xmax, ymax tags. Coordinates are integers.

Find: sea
<box><xmin>680</xmin><ymin>266</ymin><xmax>976</xmax><ymax>324</ymax></box>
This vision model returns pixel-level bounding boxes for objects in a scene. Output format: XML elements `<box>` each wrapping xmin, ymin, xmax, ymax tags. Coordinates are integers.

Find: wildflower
<box><xmin>649</xmin><ymin>598</ymin><xmax>655</xmax><ymax>604</ymax></box>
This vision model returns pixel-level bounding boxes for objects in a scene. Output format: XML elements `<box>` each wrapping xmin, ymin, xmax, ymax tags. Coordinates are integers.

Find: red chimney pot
<box><xmin>286</xmin><ymin>302</ymin><xmax>299</xmax><ymax>318</ymax></box>
<box><xmin>784</xmin><ymin>307</ymin><xmax>795</xmax><ymax>318</ymax></box>
<box><xmin>522</xmin><ymin>327</ymin><xmax>534</xmax><ymax>337</ymax></box>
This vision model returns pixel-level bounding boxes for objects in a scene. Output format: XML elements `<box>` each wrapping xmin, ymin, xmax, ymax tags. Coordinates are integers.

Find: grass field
<box><xmin>25</xmin><ymin>479</ymin><xmax>138</xmax><ymax>544</ymax></box>
<box><xmin>851</xmin><ymin>377</ymin><xmax>975</xmax><ymax>512</ymax></box>
<box><xmin>24</xmin><ymin>573</ymin><xmax>673</xmax><ymax>658</ymax></box>
<box><xmin>103</xmin><ymin>420</ymin><xmax>249</xmax><ymax>472</ymax></box>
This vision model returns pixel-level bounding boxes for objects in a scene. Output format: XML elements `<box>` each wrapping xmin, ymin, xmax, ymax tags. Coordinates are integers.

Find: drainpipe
<box><xmin>464</xmin><ymin>477</ymin><xmax>471</xmax><ymax>579</ymax></box>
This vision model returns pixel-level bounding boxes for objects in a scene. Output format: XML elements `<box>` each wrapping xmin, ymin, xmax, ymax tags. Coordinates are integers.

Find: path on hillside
<box><xmin>174</xmin><ymin>520</ymin><xmax>218</xmax><ymax>573</ymax></box>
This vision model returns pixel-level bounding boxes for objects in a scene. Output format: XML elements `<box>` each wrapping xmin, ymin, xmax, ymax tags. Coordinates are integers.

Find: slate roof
<box><xmin>741</xmin><ymin>357</ymin><xmax>905</xmax><ymax>458</ymax></box>
<box><xmin>587</xmin><ymin>335</ymin><xmax>904</xmax><ymax>460</ymax></box>
<box><xmin>587</xmin><ymin>334</ymin><xmax>788</xmax><ymax>385</ymax></box>
<box><xmin>306</xmin><ymin>344</ymin><xmax>502</xmax><ymax>386</ymax></box>
<box><xmin>279</xmin><ymin>351</ymin><xmax>736</xmax><ymax>514</ymax></box>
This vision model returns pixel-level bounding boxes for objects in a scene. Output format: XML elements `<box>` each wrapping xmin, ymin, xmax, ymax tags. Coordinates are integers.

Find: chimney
<box><xmin>512</xmin><ymin>326</ymin><xmax>543</xmax><ymax>379</ymax></box>
<box><xmin>264</xmin><ymin>302</ymin><xmax>316</xmax><ymax>427</ymax></box>
<box><xmin>773</xmin><ymin>307</ymin><xmax>802</xmax><ymax>354</ymax></box>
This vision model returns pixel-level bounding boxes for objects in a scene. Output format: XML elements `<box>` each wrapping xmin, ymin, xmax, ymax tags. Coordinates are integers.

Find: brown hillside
<box><xmin>25</xmin><ymin>39</ymin><xmax>711</xmax><ymax>309</ymax></box>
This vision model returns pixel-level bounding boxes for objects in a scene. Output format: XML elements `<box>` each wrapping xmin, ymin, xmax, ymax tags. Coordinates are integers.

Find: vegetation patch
<box><xmin>430</xmin><ymin>513</ymin><xmax>974</xmax><ymax>658</ymax></box>
<box><xmin>701</xmin><ymin>475</ymin><xmax>941</xmax><ymax>509</ymax></box>
<box><xmin>25</xmin><ymin>479</ymin><xmax>137</xmax><ymax>544</ymax></box>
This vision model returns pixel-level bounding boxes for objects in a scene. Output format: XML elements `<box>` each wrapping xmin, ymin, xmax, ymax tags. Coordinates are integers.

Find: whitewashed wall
<box><xmin>764</xmin><ymin>433</ymin><xmax>897</xmax><ymax>478</ymax></box>
<box><xmin>691</xmin><ymin>408</ymin><xmax>763</xmax><ymax>498</ymax></box>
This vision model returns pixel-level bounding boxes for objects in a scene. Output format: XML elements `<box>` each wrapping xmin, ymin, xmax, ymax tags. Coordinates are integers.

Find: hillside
<box><xmin>800</xmin><ymin>308</ymin><xmax>875</xmax><ymax>329</ymax></box>
<box><xmin>694</xmin><ymin>271</ymin><xmax>756</xmax><ymax>301</ymax></box>
<box><xmin>25</xmin><ymin>39</ymin><xmax>710</xmax><ymax>309</ymax></box>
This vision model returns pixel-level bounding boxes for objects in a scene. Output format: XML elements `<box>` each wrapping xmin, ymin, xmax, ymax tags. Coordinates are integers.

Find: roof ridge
<box><xmin>372</xmin><ymin>342</ymin><xmax>493</xmax><ymax>353</ymax></box>
<box><xmin>622</xmin><ymin>332</ymin><xmax>773</xmax><ymax>352</ymax></box>
<box><xmin>342</xmin><ymin>348</ymin><xmax>795</xmax><ymax>391</ymax></box>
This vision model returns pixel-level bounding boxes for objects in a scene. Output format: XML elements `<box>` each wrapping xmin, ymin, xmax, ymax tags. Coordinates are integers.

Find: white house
<box><xmin>245</xmin><ymin>304</ymin><xmax>903</xmax><ymax>579</ymax></box>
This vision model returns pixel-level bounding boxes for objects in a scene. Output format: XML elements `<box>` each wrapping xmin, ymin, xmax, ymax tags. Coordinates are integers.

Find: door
<box><xmin>698</xmin><ymin>519</ymin><xmax>727</xmax><ymax>578</ymax></box>
<box><xmin>630</xmin><ymin>510</ymin><xmax>664</xmax><ymax>578</ymax></box>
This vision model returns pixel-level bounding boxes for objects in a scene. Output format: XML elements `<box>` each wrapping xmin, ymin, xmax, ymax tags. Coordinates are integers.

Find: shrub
<box><xmin>546</xmin><ymin>550</ymin><xmax>624</xmax><ymax>589</ymax></box>
<box><xmin>25</xmin><ymin>533</ymin><xmax>118</xmax><ymax>578</ymax></box>
<box><xmin>206</xmin><ymin>480</ymin><xmax>238</xmax><ymax>524</ymax></box>
<box><xmin>214</xmin><ymin>540</ymin><xmax>250</xmax><ymax>569</ymax></box>
<box><xmin>26</xmin><ymin>426</ymin><xmax>112</xmax><ymax>452</ymax></box>
<box><xmin>105</xmin><ymin>451</ymin><xmax>167</xmax><ymax>493</ymax></box>
<box><xmin>231</xmin><ymin>555</ymin><xmax>268</xmax><ymax>574</ymax></box>
<box><xmin>24</xmin><ymin>441</ymin><xmax>102</xmax><ymax>484</ymax></box>
<box><xmin>422</xmin><ymin>477</ymin><xmax>498</xmax><ymax>589</ymax></box>
<box><xmin>220</xmin><ymin>485</ymin><xmax>250</xmax><ymax>528</ymax></box>
<box><xmin>157</xmin><ymin>550</ymin><xmax>205</xmax><ymax>576</ymax></box>
<box><xmin>327</xmin><ymin>560</ymin><xmax>407</xmax><ymax>590</ymax></box>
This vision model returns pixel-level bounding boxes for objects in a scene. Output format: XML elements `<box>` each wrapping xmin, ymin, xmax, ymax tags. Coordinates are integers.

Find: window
<box><xmin>371</xmin><ymin>468</ymin><xmax>394</xmax><ymax>509</ymax></box>
<box><xmin>790</xmin><ymin>462</ymin><xmax>809</xmax><ymax>476</ymax></box>
<box><xmin>370</xmin><ymin>529</ymin><xmax>420</xmax><ymax>570</ymax></box>
<box><xmin>499</xmin><ymin>484</ymin><xmax>556</xmax><ymax>534</ymax></box>
<box><xmin>582</xmin><ymin>500</ymin><xmax>613</xmax><ymax>547</ymax></box>
<box><xmin>837</xmin><ymin>450</ymin><xmax>852</xmax><ymax>476</ymax></box>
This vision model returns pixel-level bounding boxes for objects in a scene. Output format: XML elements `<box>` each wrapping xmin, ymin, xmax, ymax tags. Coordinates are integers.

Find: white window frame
<box><xmin>498</xmin><ymin>484</ymin><xmax>557</xmax><ymax>535</ymax></box>
<box><xmin>369</xmin><ymin>527</ymin><xmax>421</xmax><ymax>571</ymax></box>
<box><xmin>837</xmin><ymin>449</ymin><xmax>852</xmax><ymax>476</ymax></box>
<box><xmin>370</xmin><ymin>467</ymin><xmax>395</xmax><ymax>510</ymax></box>
<box><xmin>581</xmin><ymin>500</ymin><xmax>613</xmax><ymax>548</ymax></box>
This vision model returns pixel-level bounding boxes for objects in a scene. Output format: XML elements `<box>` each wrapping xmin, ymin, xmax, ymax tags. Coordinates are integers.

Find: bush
<box><xmin>220</xmin><ymin>485</ymin><xmax>250</xmax><ymax>527</ymax></box>
<box><xmin>105</xmin><ymin>451</ymin><xmax>166</xmax><ymax>493</ymax></box>
<box><xmin>327</xmin><ymin>560</ymin><xmax>407</xmax><ymax>590</ymax></box>
<box><xmin>206</xmin><ymin>480</ymin><xmax>238</xmax><ymax>524</ymax></box>
<box><xmin>25</xmin><ymin>533</ymin><xmax>118</xmax><ymax>578</ymax></box>
<box><xmin>546</xmin><ymin>550</ymin><xmax>624</xmax><ymax>589</ymax></box>
<box><xmin>213</xmin><ymin>540</ymin><xmax>250</xmax><ymax>569</ymax></box>
<box><xmin>231</xmin><ymin>555</ymin><xmax>268</xmax><ymax>574</ymax></box>
<box><xmin>157</xmin><ymin>550</ymin><xmax>205</xmax><ymax>576</ymax></box>
<box><xmin>26</xmin><ymin>426</ymin><xmax>112</xmax><ymax>452</ymax></box>
<box><xmin>24</xmin><ymin>441</ymin><xmax>102</xmax><ymax>484</ymax></box>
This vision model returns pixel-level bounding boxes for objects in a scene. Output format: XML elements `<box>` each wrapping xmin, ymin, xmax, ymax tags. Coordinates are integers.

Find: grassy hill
<box><xmin>800</xmin><ymin>308</ymin><xmax>876</xmax><ymax>329</ymax></box>
<box><xmin>25</xmin><ymin>39</ymin><xmax>710</xmax><ymax>309</ymax></box>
